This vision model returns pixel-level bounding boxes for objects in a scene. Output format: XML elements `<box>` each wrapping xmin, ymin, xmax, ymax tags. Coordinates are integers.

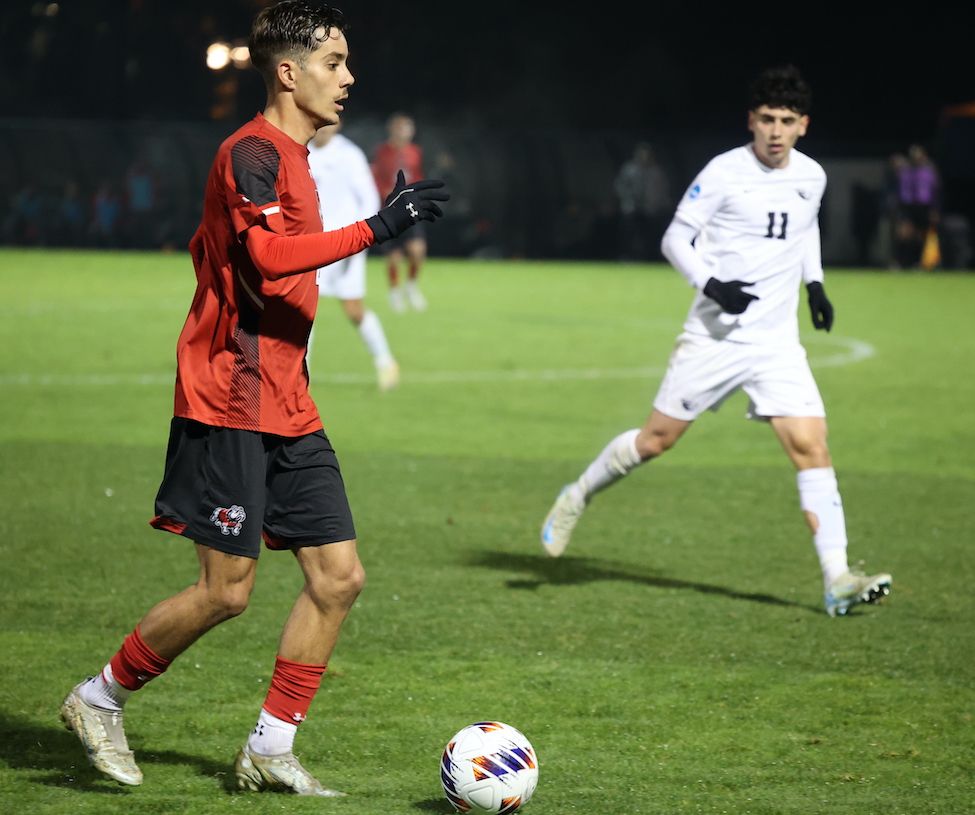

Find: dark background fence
<box><xmin>2</xmin><ymin>115</ymin><xmax>973</xmax><ymax>270</ymax></box>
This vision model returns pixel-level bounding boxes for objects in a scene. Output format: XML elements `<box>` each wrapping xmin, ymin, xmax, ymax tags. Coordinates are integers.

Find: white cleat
<box><xmin>824</xmin><ymin>570</ymin><xmax>893</xmax><ymax>617</ymax></box>
<box><xmin>377</xmin><ymin>360</ymin><xmax>400</xmax><ymax>392</ymax></box>
<box><xmin>405</xmin><ymin>281</ymin><xmax>427</xmax><ymax>311</ymax></box>
<box><xmin>60</xmin><ymin>681</ymin><xmax>143</xmax><ymax>786</ymax></box>
<box><xmin>541</xmin><ymin>485</ymin><xmax>586</xmax><ymax>557</ymax></box>
<box><xmin>234</xmin><ymin>744</ymin><xmax>346</xmax><ymax>797</ymax></box>
<box><xmin>389</xmin><ymin>286</ymin><xmax>407</xmax><ymax>313</ymax></box>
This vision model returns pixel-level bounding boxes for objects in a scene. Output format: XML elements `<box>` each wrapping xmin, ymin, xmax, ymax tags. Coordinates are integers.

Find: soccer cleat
<box><xmin>541</xmin><ymin>484</ymin><xmax>586</xmax><ymax>558</ymax></box>
<box><xmin>405</xmin><ymin>281</ymin><xmax>428</xmax><ymax>311</ymax></box>
<box><xmin>377</xmin><ymin>360</ymin><xmax>400</xmax><ymax>392</ymax></box>
<box><xmin>234</xmin><ymin>744</ymin><xmax>346</xmax><ymax>797</ymax></box>
<box><xmin>824</xmin><ymin>570</ymin><xmax>893</xmax><ymax>617</ymax></box>
<box><xmin>389</xmin><ymin>286</ymin><xmax>407</xmax><ymax>313</ymax></box>
<box><xmin>60</xmin><ymin>681</ymin><xmax>143</xmax><ymax>786</ymax></box>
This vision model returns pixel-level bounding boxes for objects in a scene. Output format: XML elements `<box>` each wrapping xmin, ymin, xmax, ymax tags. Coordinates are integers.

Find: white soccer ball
<box><xmin>440</xmin><ymin>720</ymin><xmax>539</xmax><ymax>814</ymax></box>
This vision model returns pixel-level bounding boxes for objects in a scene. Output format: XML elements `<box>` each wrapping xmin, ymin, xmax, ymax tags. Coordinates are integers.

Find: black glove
<box><xmin>806</xmin><ymin>281</ymin><xmax>834</xmax><ymax>331</ymax></box>
<box><xmin>366</xmin><ymin>169</ymin><xmax>450</xmax><ymax>243</ymax></box>
<box><xmin>703</xmin><ymin>277</ymin><xmax>759</xmax><ymax>315</ymax></box>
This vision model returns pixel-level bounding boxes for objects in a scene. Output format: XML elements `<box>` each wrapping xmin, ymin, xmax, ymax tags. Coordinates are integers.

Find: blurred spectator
<box><xmin>2</xmin><ymin>183</ymin><xmax>44</xmax><ymax>245</ymax></box>
<box><xmin>891</xmin><ymin>144</ymin><xmax>941</xmax><ymax>269</ymax></box>
<box><xmin>883</xmin><ymin>152</ymin><xmax>908</xmax><ymax>269</ymax></box>
<box><xmin>613</xmin><ymin>141</ymin><xmax>671</xmax><ymax>261</ymax></box>
<box><xmin>55</xmin><ymin>181</ymin><xmax>87</xmax><ymax>246</ymax></box>
<box><xmin>90</xmin><ymin>182</ymin><xmax>123</xmax><ymax>248</ymax></box>
<box><xmin>124</xmin><ymin>158</ymin><xmax>160</xmax><ymax>248</ymax></box>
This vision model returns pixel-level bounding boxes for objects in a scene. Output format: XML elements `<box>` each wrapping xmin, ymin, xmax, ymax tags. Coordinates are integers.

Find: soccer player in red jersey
<box><xmin>371</xmin><ymin>112</ymin><xmax>430</xmax><ymax>311</ymax></box>
<box><xmin>60</xmin><ymin>1</ymin><xmax>448</xmax><ymax>796</ymax></box>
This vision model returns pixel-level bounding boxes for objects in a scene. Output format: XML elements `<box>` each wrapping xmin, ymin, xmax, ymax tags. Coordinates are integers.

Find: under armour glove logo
<box><xmin>365</xmin><ymin>169</ymin><xmax>450</xmax><ymax>243</ymax></box>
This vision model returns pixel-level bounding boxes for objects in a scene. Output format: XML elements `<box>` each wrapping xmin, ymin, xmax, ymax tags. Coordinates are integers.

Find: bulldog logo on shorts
<box><xmin>210</xmin><ymin>504</ymin><xmax>247</xmax><ymax>536</ymax></box>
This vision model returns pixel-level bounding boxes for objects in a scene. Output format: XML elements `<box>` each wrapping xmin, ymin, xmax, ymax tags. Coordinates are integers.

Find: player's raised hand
<box><xmin>805</xmin><ymin>281</ymin><xmax>834</xmax><ymax>331</ymax></box>
<box><xmin>366</xmin><ymin>169</ymin><xmax>450</xmax><ymax>243</ymax></box>
<box><xmin>703</xmin><ymin>277</ymin><xmax>759</xmax><ymax>315</ymax></box>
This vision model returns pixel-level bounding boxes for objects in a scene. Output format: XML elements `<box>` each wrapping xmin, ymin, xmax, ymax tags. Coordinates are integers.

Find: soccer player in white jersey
<box><xmin>307</xmin><ymin>122</ymin><xmax>400</xmax><ymax>391</ymax></box>
<box><xmin>541</xmin><ymin>65</ymin><xmax>891</xmax><ymax>617</ymax></box>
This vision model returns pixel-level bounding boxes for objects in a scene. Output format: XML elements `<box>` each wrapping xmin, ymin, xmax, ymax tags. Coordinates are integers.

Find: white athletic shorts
<box><xmin>316</xmin><ymin>251</ymin><xmax>367</xmax><ymax>300</ymax></box>
<box><xmin>653</xmin><ymin>332</ymin><xmax>826</xmax><ymax>422</ymax></box>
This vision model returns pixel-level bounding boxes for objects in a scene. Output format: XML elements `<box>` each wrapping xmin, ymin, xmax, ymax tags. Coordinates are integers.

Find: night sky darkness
<box><xmin>2</xmin><ymin>1</ymin><xmax>969</xmax><ymax>152</ymax></box>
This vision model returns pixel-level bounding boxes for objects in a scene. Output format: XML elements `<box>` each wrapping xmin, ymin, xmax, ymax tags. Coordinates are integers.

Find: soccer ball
<box><xmin>440</xmin><ymin>721</ymin><xmax>538</xmax><ymax>814</ymax></box>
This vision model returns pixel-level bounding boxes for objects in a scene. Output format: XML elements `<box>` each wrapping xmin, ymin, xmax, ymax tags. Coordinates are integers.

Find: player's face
<box><xmin>748</xmin><ymin>105</ymin><xmax>809</xmax><ymax>169</ymax></box>
<box><xmin>389</xmin><ymin>116</ymin><xmax>415</xmax><ymax>144</ymax></box>
<box><xmin>293</xmin><ymin>27</ymin><xmax>354</xmax><ymax>129</ymax></box>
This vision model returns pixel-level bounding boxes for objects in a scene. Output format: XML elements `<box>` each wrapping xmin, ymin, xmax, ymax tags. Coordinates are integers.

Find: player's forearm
<box><xmin>660</xmin><ymin>217</ymin><xmax>711</xmax><ymax>289</ymax></box>
<box><xmin>801</xmin><ymin>223</ymin><xmax>825</xmax><ymax>284</ymax></box>
<box><xmin>245</xmin><ymin>222</ymin><xmax>376</xmax><ymax>280</ymax></box>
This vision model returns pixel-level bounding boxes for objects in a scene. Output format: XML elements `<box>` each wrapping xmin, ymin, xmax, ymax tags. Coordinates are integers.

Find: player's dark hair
<box><xmin>748</xmin><ymin>65</ymin><xmax>811</xmax><ymax>115</ymax></box>
<box><xmin>249</xmin><ymin>1</ymin><xmax>347</xmax><ymax>86</ymax></box>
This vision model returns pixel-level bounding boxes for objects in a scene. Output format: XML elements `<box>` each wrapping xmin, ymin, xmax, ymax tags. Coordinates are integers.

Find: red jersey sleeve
<box><xmin>224</xmin><ymin>133</ymin><xmax>376</xmax><ymax>280</ymax></box>
<box><xmin>227</xmin><ymin>134</ymin><xmax>287</xmax><ymax>237</ymax></box>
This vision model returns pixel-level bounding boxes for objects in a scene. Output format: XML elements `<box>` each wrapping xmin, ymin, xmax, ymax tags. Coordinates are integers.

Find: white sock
<box><xmin>79</xmin><ymin>664</ymin><xmax>132</xmax><ymax>712</ymax></box>
<box><xmin>574</xmin><ymin>428</ymin><xmax>642</xmax><ymax>501</ymax></box>
<box><xmin>247</xmin><ymin>708</ymin><xmax>298</xmax><ymax>757</ymax></box>
<box><xmin>797</xmin><ymin>467</ymin><xmax>849</xmax><ymax>587</ymax></box>
<box><xmin>358</xmin><ymin>310</ymin><xmax>394</xmax><ymax>367</ymax></box>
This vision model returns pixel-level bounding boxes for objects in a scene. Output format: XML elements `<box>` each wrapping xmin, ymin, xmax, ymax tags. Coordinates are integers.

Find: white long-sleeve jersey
<box><xmin>307</xmin><ymin>133</ymin><xmax>382</xmax><ymax>231</ymax></box>
<box><xmin>661</xmin><ymin>144</ymin><xmax>827</xmax><ymax>345</ymax></box>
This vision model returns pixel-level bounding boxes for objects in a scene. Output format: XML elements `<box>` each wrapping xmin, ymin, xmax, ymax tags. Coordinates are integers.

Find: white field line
<box><xmin>0</xmin><ymin>337</ymin><xmax>875</xmax><ymax>388</ymax></box>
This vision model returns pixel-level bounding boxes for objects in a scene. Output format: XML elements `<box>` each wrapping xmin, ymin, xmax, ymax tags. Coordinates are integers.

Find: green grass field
<box><xmin>1</xmin><ymin>248</ymin><xmax>973</xmax><ymax>814</ymax></box>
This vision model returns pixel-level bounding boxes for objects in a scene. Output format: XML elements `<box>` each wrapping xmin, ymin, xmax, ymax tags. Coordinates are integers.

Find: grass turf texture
<box><xmin>1</xmin><ymin>248</ymin><xmax>973</xmax><ymax>814</ymax></box>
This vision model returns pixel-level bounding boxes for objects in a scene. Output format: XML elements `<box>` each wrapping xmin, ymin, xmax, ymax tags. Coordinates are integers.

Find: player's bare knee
<box><xmin>205</xmin><ymin>582</ymin><xmax>253</xmax><ymax>620</ymax></box>
<box><xmin>309</xmin><ymin>559</ymin><xmax>365</xmax><ymax>611</ymax></box>
<box><xmin>791</xmin><ymin>438</ymin><xmax>830</xmax><ymax>469</ymax></box>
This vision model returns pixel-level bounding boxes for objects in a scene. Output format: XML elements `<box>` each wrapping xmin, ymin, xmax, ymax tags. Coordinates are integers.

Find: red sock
<box><xmin>408</xmin><ymin>261</ymin><xmax>420</xmax><ymax>281</ymax></box>
<box><xmin>387</xmin><ymin>262</ymin><xmax>399</xmax><ymax>286</ymax></box>
<box><xmin>109</xmin><ymin>627</ymin><xmax>171</xmax><ymax>691</ymax></box>
<box><xmin>262</xmin><ymin>656</ymin><xmax>327</xmax><ymax>725</ymax></box>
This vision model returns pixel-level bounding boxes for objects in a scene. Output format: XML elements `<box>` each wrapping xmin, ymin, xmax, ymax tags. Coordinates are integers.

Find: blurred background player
<box><xmin>613</xmin><ymin>141</ymin><xmax>671</xmax><ymax>261</ymax></box>
<box><xmin>307</xmin><ymin>122</ymin><xmax>400</xmax><ymax>391</ymax></box>
<box><xmin>371</xmin><ymin>111</ymin><xmax>428</xmax><ymax>312</ymax></box>
<box><xmin>541</xmin><ymin>65</ymin><xmax>891</xmax><ymax>618</ymax></box>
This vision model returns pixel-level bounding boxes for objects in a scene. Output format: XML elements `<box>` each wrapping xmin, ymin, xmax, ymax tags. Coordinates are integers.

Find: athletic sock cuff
<box><xmin>109</xmin><ymin>626</ymin><xmax>171</xmax><ymax>691</ymax></box>
<box><xmin>262</xmin><ymin>656</ymin><xmax>327</xmax><ymax>725</ymax></box>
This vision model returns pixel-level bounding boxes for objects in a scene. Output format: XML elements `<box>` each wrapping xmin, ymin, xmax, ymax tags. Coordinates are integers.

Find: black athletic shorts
<box><xmin>150</xmin><ymin>418</ymin><xmax>356</xmax><ymax>558</ymax></box>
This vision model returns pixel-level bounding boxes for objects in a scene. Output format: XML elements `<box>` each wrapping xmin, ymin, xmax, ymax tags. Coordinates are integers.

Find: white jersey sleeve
<box><xmin>801</xmin><ymin>218</ymin><xmax>825</xmax><ymax>285</ymax></box>
<box><xmin>673</xmin><ymin>157</ymin><xmax>730</xmax><ymax>233</ymax></box>
<box><xmin>346</xmin><ymin>138</ymin><xmax>381</xmax><ymax>219</ymax></box>
<box><xmin>308</xmin><ymin>133</ymin><xmax>381</xmax><ymax>230</ymax></box>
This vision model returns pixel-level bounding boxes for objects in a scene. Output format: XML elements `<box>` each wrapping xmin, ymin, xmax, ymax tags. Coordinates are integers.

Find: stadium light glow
<box><xmin>206</xmin><ymin>42</ymin><xmax>231</xmax><ymax>71</ymax></box>
<box><xmin>230</xmin><ymin>46</ymin><xmax>251</xmax><ymax>69</ymax></box>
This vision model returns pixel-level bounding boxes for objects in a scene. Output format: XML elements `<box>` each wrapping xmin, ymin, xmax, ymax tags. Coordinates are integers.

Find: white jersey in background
<box><xmin>668</xmin><ymin>144</ymin><xmax>827</xmax><ymax>345</ymax></box>
<box><xmin>307</xmin><ymin>132</ymin><xmax>381</xmax><ymax>230</ymax></box>
<box><xmin>307</xmin><ymin>133</ymin><xmax>381</xmax><ymax>300</ymax></box>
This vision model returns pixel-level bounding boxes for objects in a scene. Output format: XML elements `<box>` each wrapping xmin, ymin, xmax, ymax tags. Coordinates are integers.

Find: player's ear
<box><xmin>276</xmin><ymin>59</ymin><xmax>299</xmax><ymax>91</ymax></box>
<box><xmin>798</xmin><ymin>114</ymin><xmax>809</xmax><ymax>137</ymax></box>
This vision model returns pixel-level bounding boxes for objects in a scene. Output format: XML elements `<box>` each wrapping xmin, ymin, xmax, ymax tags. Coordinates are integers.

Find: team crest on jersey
<box><xmin>210</xmin><ymin>505</ymin><xmax>247</xmax><ymax>536</ymax></box>
<box><xmin>688</xmin><ymin>183</ymin><xmax>701</xmax><ymax>200</ymax></box>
